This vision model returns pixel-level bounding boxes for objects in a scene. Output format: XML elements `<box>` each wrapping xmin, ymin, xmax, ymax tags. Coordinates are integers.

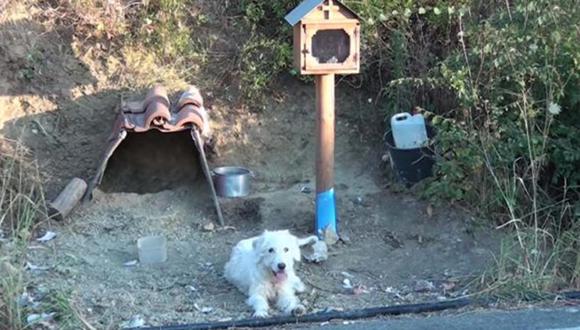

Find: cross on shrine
<box><xmin>321</xmin><ymin>0</ymin><xmax>340</xmax><ymax>20</ymax></box>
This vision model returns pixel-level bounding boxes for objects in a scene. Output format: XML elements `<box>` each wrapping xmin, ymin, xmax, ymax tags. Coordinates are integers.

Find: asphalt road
<box><xmin>286</xmin><ymin>307</ymin><xmax>580</xmax><ymax>330</ymax></box>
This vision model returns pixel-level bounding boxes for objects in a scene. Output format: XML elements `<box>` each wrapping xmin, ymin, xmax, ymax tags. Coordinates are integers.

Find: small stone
<box><xmin>322</xmin><ymin>227</ymin><xmax>339</xmax><ymax>246</ymax></box>
<box><xmin>339</xmin><ymin>234</ymin><xmax>351</xmax><ymax>244</ymax></box>
<box><xmin>426</xmin><ymin>204</ymin><xmax>434</xmax><ymax>218</ymax></box>
<box><xmin>342</xmin><ymin>278</ymin><xmax>353</xmax><ymax>289</ymax></box>
<box><xmin>441</xmin><ymin>281</ymin><xmax>456</xmax><ymax>291</ymax></box>
<box><xmin>36</xmin><ymin>231</ymin><xmax>57</xmax><ymax>242</ymax></box>
<box><xmin>194</xmin><ymin>304</ymin><xmax>213</xmax><ymax>314</ymax></box>
<box><xmin>202</xmin><ymin>223</ymin><xmax>215</xmax><ymax>232</ymax></box>
<box><xmin>342</xmin><ymin>278</ymin><xmax>352</xmax><ymax>290</ymax></box>
<box><xmin>120</xmin><ymin>315</ymin><xmax>145</xmax><ymax>328</ymax></box>
<box><xmin>414</xmin><ymin>280</ymin><xmax>435</xmax><ymax>293</ymax></box>
<box><xmin>25</xmin><ymin>262</ymin><xmax>50</xmax><ymax>271</ymax></box>
<box><xmin>18</xmin><ymin>292</ymin><xmax>33</xmax><ymax>307</ymax></box>
<box><xmin>27</xmin><ymin>312</ymin><xmax>55</xmax><ymax>325</ymax></box>
<box><xmin>352</xmin><ymin>285</ymin><xmax>368</xmax><ymax>295</ymax></box>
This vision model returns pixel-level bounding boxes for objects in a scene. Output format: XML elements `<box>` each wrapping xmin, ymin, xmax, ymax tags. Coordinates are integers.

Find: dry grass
<box><xmin>476</xmin><ymin>92</ymin><xmax>580</xmax><ymax>297</ymax></box>
<box><xmin>0</xmin><ymin>139</ymin><xmax>87</xmax><ymax>329</ymax></box>
<box><xmin>0</xmin><ymin>138</ymin><xmax>46</xmax><ymax>329</ymax></box>
<box><xmin>0</xmin><ymin>138</ymin><xmax>46</xmax><ymax>235</ymax></box>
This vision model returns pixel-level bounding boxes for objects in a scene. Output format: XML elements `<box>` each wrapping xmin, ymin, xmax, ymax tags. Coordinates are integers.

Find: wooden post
<box><xmin>315</xmin><ymin>73</ymin><xmax>337</xmax><ymax>238</ymax></box>
<box><xmin>49</xmin><ymin>178</ymin><xmax>88</xmax><ymax>221</ymax></box>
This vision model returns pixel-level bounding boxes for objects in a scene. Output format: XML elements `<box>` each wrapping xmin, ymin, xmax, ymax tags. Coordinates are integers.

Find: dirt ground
<box><xmin>9</xmin><ymin>86</ymin><xmax>499</xmax><ymax>328</ymax></box>
<box><xmin>0</xmin><ymin>7</ymin><xmax>500</xmax><ymax>328</ymax></box>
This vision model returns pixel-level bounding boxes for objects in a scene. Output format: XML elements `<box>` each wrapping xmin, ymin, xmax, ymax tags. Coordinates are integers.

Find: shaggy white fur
<box><xmin>224</xmin><ymin>230</ymin><xmax>318</xmax><ymax>318</ymax></box>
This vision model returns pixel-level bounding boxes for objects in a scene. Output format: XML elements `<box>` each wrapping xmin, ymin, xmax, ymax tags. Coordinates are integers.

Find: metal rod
<box><xmin>192</xmin><ymin>129</ymin><xmax>225</xmax><ymax>226</ymax></box>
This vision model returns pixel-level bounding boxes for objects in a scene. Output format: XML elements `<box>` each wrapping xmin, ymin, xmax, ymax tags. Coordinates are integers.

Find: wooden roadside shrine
<box><xmin>285</xmin><ymin>0</ymin><xmax>361</xmax><ymax>239</ymax></box>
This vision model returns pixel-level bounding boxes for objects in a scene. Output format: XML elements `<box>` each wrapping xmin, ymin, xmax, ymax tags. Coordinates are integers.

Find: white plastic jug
<box><xmin>390</xmin><ymin>113</ymin><xmax>428</xmax><ymax>149</ymax></box>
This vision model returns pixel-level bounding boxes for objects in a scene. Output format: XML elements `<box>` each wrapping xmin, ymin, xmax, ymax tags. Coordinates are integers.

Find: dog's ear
<box><xmin>297</xmin><ymin>235</ymin><xmax>318</xmax><ymax>247</ymax></box>
<box><xmin>252</xmin><ymin>236</ymin><xmax>263</xmax><ymax>251</ymax></box>
<box><xmin>252</xmin><ymin>230</ymin><xmax>269</xmax><ymax>250</ymax></box>
<box><xmin>291</xmin><ymin>237</ymin><xmax>302</xmax><ymax>262</ymax></box>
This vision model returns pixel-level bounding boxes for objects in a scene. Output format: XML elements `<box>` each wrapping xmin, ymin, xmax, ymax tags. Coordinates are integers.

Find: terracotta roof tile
<box><xmin>116</xmin><ymin>85</ymin><xmax>208</xmax><ymax>134</ymax></box>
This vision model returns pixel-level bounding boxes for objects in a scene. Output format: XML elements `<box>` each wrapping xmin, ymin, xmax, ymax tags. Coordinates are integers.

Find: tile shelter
<box><xmin>85</xmin><ymin>85</ymin><xmax>224</xmax><ymax>225</ymax></box>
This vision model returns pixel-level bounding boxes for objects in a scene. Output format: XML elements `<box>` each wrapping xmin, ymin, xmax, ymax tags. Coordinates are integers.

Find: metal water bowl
<box><xmin>211</xmin><ymin>166</ymin><xmax>252</xmax><ymax>198</ymax></box>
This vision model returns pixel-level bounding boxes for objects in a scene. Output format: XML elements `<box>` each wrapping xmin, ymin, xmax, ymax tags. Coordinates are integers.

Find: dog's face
<box><xmin>253</xmin><ymin>230</ymin><xmax>301</xmax><ymax>283</ymax></box>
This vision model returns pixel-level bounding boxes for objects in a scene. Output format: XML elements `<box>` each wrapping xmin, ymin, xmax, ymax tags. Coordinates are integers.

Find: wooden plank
<box><xmin>302</xmin><ymin>68</ymin><xmax>360</xmax><ymax>75</ymax></box>
<box><xmin>294</xmin><ymin>24</ymin><xmax>302</xmax><ymax>70</ymax></box>
<box><xmin>315</xmin><ymin>74</ymin><xmax>335</xmax><ymax>193</ymax></box>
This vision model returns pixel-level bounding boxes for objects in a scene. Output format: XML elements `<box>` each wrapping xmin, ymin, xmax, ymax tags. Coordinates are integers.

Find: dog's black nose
<box><xmin>277</xmin><ymin>263</ymin><xmax>286</xmax><ymax>270</ymax></box>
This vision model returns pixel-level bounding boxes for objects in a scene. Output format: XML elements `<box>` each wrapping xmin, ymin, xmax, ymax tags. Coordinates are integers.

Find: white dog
<box><xmin>224</xmin><ymin>230</ymin><xmax>318</xmax><ymax>318</ymax></box>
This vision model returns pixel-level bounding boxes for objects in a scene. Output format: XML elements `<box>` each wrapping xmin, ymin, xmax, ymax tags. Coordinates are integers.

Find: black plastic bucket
<box><xmin>385</xmin><ymin>126</ymin><xmax>436</xmax><ymax>185</ymax></box>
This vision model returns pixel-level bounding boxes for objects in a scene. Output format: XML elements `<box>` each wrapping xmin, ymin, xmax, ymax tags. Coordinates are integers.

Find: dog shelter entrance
<box><xmin>99</xmin><ymin>130</ymin><xmax>202</xmax><ymax>194</ymax></box>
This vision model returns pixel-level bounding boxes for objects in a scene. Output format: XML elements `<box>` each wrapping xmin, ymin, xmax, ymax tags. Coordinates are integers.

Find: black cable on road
<box><xmin>131</xmin><ymin>291</ymin><xmax>580</xmax><ymax>330</ymax></box>
<box><xmin>134</xmin><ymin>298</ymin><xmax>471</xmax><ymax>330</ymax></box>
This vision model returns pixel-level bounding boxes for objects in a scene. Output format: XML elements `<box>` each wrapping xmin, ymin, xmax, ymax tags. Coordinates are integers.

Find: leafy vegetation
<box><xmin>364</xmin><ymin>0</ymin><xmax>579</xmax><ymax>291</ymax></box>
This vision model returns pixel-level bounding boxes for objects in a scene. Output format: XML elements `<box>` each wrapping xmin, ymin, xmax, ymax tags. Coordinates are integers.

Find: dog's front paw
<box><xmin>292</xmin><ymin>304</ymin><xmax>306</xmax><ymax>317</ymax></box>
<box><xmin>253</xmin><ymin>309</ymin><xmax>269</xmax><ymax>318</ymax></box>
<box><xmin>294</xmin><ymin>280</ymin><xmax>306</xmax><ymax>293</ymax></box>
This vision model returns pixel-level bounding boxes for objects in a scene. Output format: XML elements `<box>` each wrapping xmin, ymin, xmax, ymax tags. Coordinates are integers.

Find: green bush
<box><xmin>234</xmin><ymin>1</ymin><xmax>298</xmax><ymax>109</ymax></box>
<box><xmin>419</xmin><ymin>0</ymin><xmax>579</xmax><ymax>289</ymax></box>
<box><xmin>427</xmin><ymin>0</ymin><xmax>579</xmax><ymax>216</ymax></box>
<box><xmin>345</xmin><ymin>0</ymin><xmax>579</xmax><ymax>288</ymax></box>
